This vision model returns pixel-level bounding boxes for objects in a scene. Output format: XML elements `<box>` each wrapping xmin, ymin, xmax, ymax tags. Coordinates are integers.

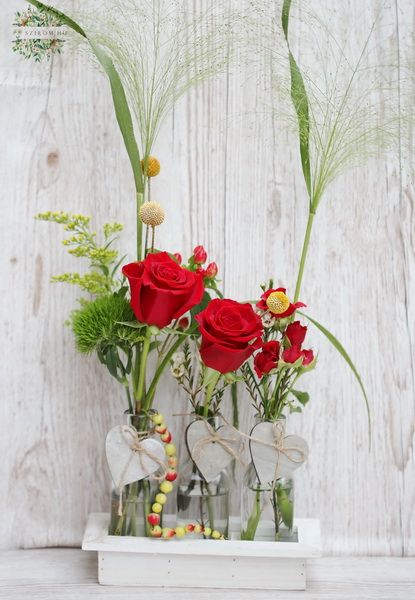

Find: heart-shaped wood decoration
<box><xmin>186</xmin><ymin>419</ymin><xmax>243</xmax><ymax>483</ymax></box>
<box><xmin>105</xmin><ymin>425</ymin><xmax>165</xmax><ymax>488</ymax></box>
<box><xmin>249</xmin><ymin>421</ymin><xmax>308</xmax><ymax>485</ymax></box>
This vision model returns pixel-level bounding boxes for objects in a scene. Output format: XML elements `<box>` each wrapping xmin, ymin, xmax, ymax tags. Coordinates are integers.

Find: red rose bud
<box><xmin>282</xmin><ymin>344</ymin><xmax>303</xmax><ymax>364</ymax></box>
<box><xmin>147</xmin><ymin>513</ymin><xmax>161</xmax><ymax>526</ymax></box>
<box><xmin>161</xmin><ymin>430</ymin><xmax>172</xmax><ymax>443</ymax></box>
<box><xmin>178</xmin><ymin>316</ymin><xmax>189</xmax><ymax>330</ymax></box>
<box><xmin>173</xmin><ymin>252</ymin><xmax>182</xmax><ymax>264</ymax></box>
<box><xmin>165</xmin><ymin>470</ymin><xmax>178</xmax><ymax>482</ymax></box>
<box><xmin>301</xmin><ymin>348</ymin><xmax>314</xmax><ymax>365</ymax></box>
<box><xmin>285</xmin><ymin>321</ymin><xmax>307</xmax><ymax>346</ymax></box>
<box><xmin>193</xmin><ymin>245</ymin><xmax>208</xmax><ymax>264</ymax></box>
<box><xmin>205</xmin><ymin>262</ymin><xmax>218</xmax><ymax>279</ymax></box>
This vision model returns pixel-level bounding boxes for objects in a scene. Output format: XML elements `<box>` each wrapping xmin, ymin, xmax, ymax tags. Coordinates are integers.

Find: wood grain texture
<box><xmin>0</xmin><ymin>550</ymin><xmax>415</xmax><ymax>599</ymax></box>
<box><xmin>0</xmin><ymin>0</ymin><xmax>414</xmax><ymax>554</ymax></box>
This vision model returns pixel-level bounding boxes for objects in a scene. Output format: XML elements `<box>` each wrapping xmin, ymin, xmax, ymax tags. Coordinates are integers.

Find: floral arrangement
<box><xmin>19</xmin><ymin>0</ymin><xmax>397</xmax><ymax>546</ymax></box>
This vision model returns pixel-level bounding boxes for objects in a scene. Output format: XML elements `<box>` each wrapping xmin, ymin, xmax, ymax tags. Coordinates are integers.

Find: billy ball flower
<box><xmin>141</xmin><ymin>156</ymin><xmax>160</xmax><ymax>177</ymax></box>
<box><xmin>139</xmin><ymin>201</ymin><xmax>165</xmax><ymax>227</ymax></box>
<box><xmin>257</xmin><ymin>288</ymin><xmax>306</xmax><ymax>319</ymax></box>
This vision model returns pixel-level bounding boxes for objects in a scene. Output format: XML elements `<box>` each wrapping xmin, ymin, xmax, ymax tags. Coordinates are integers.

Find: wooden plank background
<box><xmin>0</xmin><ymin>0</ymin><xmax>414</xmax><ymax>555</ymax></box>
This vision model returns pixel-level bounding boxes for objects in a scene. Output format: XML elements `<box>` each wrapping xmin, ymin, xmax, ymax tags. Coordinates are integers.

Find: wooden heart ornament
<box><xmin>249</xmin><ymin>421</ymin><xmax>308</xmax><ymax>485</ymax></box>
<box><xmin>105</xmin><ymin>425</ymin><xmax>165</xmax><ymax>488</ymax></box>
<box><xmin>186</xmin><ymin>419</ymin><xmax>243</xmax><ymax>483</ymax></box>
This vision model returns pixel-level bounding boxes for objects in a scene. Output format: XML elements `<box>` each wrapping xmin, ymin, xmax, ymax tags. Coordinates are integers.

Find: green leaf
<box><xmin>281</xmin><ymin>0</ymin><xmax>311</xmax><ymax>198</ymax></box>
<box><xmin>299</xmin><ymin>311</ymin><xmax>371</xmax><ymax>444</ymax></box>
<box><xmin>26</xmin><ymin>0</ymin><xmax>143</xmax><ymax>195</ymax></box>
<box><xmin>191</xmin><ymin>291</ymin><xmax>211</xmax><ymax>319</ymax></box>
<box><xmin>291</xmin><ymin>389</ymin><xmax>310</xmax><ymax>406</ymax></box>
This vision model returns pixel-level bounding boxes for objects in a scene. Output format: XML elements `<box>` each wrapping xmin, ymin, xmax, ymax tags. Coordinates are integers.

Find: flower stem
<box><xmin>136</xmin><ymin>329</ymin><xmax>151</xmax><ymax>413</ymax></box>
<box><xmin>136</xmin><ymin>192</ymin><xmax>144</xmax><ymax>261</ymax></box>
<box><xmin>203</xmin><ymin>371</ymin><xmax>221</xmax><ymax>418</ymax></box>
<box><xmin>294</xmin><ymin>210</ymin><xmax>315</xmax><ymax>302</ymax></box>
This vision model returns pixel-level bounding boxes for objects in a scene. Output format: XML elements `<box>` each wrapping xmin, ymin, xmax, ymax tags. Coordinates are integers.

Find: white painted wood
<box><xmin>1</xmin><ymin>550</ymin><xmax>415</xmax><ymax>599</ymax></box>
<box><xmin>0</xmin><ymin>0</ymin><xmax>414</xmax><ymax>556</ymax></box>
<box><xmin>82</xmin><ymin>513</ymin><xmax>320</xmax><ymax>589</ymax></box>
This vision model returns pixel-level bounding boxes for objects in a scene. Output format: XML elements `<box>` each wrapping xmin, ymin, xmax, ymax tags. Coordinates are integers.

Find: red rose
<box><xmin>254</xmin><ymin>340</ymin><xmax>280</xmax><ymax>378</ymax></box>
<box><xmin>285</xmin><ymin>321</ymin><xmax>307</xmax><ymax>346</ymax></box>
<box><xmin>193</xmin><ymin>245</ymin><xmax>208</xmax><ymax>265</ymax></box>
<box><xmin>196</xmin><ymin>299</ymin><xmax>263</xmax><ymax>373</ymax></box>
<box><xmin>122</xmin><ymin>252</ymin><xmax>204</xmax><ymax>328</ymax></box>
<box><xmin>256</xmin><ymin>288</ymin><xmax>306</xmax><ymax>318</ymax></box>
<box><xmin>282</xmin><ymin>344</ymin><xmax>303</xmax><ymax>364</ymax></box>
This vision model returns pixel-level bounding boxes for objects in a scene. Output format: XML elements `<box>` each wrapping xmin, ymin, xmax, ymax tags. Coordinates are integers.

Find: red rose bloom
<box><xmin>254</xmin><ymin>340</ymin><xmax>280</xmax><ymax>378</ymax></box>
<box><xmin>285</xmin><ymin>321</ymin><xmax>307</xmax><ymax>346</ymax></box>
<box><xmin>196</xmin><ymin>299</ymin><xmax>263</xmax><ymax>373</ymax></box>
<box><xmin>122</xmin><ymin>252</ymin><xmax>204</xmax><ymax>328</ymax></box>
<box><xmin>256</xmin><ymin>288</ymin><xmax>306</xmax><ymax>318</ymax></box>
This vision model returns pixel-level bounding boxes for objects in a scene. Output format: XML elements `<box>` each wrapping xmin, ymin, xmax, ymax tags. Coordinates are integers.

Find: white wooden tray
<box><xmin>82</xmin><ymin>513</ymin><xmax>321</xmax><ymax>590</ymax></box>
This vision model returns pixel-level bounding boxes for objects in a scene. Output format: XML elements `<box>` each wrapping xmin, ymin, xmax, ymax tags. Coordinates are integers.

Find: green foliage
<box><xmin>36</xmin><ymin>211</ymin><xmax>124</xmax><ymax>296</ymax></box>
<box><xmin>71</xmin><ymin>294</ymin><xmax>139</xmax><ymax>353</ymax></box>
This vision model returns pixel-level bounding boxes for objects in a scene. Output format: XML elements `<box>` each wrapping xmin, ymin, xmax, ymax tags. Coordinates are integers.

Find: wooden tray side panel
<box><xmin>98</xmin><ymin>551</ymin><xmax>306</xmax><ymax>590</ymax></box>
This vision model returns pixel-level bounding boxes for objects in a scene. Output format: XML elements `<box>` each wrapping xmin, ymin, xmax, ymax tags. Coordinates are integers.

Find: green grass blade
<box><xmin>281</xmin><ymin>0</ymin><xmax>311</xmax><ymax>198</ymax></box>
<box><xmin>299</xmin><ymin>311</ymin><xmax>371</xmax><ymax>445</ymax></box>
<box><xmin>26</xmin><ymin>0</ymin><xmax>143</xmax><ymax>195</ymax></box>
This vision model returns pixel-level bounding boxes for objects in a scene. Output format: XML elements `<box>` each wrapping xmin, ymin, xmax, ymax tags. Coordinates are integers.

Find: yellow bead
<box><xmin>155</xmin><ymin>493</ymin><xmax>167</xmax><ymax>505</ymax></box>
<box><xmin>211</xmin><ymin>530</ymin><xmax>221</xmax><ymax>539</ymax></box>
<box><xmin>162</xmin><ymin>527</ymin><xmax>174</xmax><ymax>539</ymax></box>
<box><xmin>152</xmin><ymin>502</ymin><xmax>162</xmax><ymax>513</ymax></box>
<box><xmin>165</xmin><ymin>443</ymin><xmax>176</xmax><ymax>457</ymax></box>
<box><xmin>175</xmin><ymin>527</ymin><xmax>186</xmax><ymax>538</ymax></box>
<box><xmin>141</xmin><ymin>156</ymin><xmax>160</xmax><ymax>177</ymax></box>
<box><xmin>151</xmin><ymin>413</ymin><xmax>164</xmax><ymax>425</ymax></box>
<box><xmin>193</xmin><ymin>524</ymin><xmax>202</xmax><ymax>534</ymax></box>
<box><xmin>159</xmin><ymin>480</ymin><xmax>173</xmax><ymax>494</ymax></box>
<box><xmin>204</xmin><ymin>527</ymin><xmax>212</xmax><ymax>537</ymax></box>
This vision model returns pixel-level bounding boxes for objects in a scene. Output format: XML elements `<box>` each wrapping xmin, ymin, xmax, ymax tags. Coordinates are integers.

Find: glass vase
<box><xmin>108</xmin><ymin>412</ymin><xmax>160</xmax><ymax>537</ymax></box>
<box><xmin>177</xmin><ymin>415</ymin><xmax>230</xmax><ymax>537</ymax></box>
<box><xmin>241</xmin><ymin>417</ymin><xmax>295</xmax><ymax>541</ymax></box>
<box><xmin>240</xmin><ymin>462</ymin><xmax>294</xmax><ymax>541</ymax></box>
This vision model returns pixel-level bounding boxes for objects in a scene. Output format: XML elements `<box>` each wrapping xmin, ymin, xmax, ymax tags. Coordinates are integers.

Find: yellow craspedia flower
<box><xmin>141</xmin><ymin>156</ymin><xmax>160</xmax><ymax>177</ymax></box>
<box><xmin>139</xmin><ymin>201</ymin><xmax>165</xmax><ymax>227</ymax></box>
<box><xmin>266</xmin><ymin>291</ymin><xmax>290</xmax><ymax>315</ymax></box>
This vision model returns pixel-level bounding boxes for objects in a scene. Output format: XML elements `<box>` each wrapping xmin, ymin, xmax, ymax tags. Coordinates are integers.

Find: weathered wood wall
<box><xmin>1</xmin><ymin>0</ymin><xmax>414</xmax><ymax>554</ymax></box>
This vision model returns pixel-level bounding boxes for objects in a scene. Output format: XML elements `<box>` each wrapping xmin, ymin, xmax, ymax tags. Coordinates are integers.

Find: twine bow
<box><xmin>117</xmin><ymin>425</ymin><xmax>168</xmax><ymax>516</ymax></box>
<box><xmin>190</xmin><ymin>419</ymin><xmax>245</xmax><ymax>470</ymax></box>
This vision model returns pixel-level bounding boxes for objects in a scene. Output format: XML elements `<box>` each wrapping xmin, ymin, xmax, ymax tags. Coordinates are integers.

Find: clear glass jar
<box><xmin>241</xmin><ymin>417</ymin><xmax>295</xmax><ymax>541</ymax></box>
<box><xmin>177</xmin><ymin>415</ymin><xmax>230</xmax><ymax>537</ymax></box>
<box><xmin>240</xmin><ymin>462</ymin><xmax>294</xmax><ymax>541</ymax></box>
<box><xmin>108</xmin><ymin>412</ymin><xmax>160</xmax><ymax>537</ymax></box>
